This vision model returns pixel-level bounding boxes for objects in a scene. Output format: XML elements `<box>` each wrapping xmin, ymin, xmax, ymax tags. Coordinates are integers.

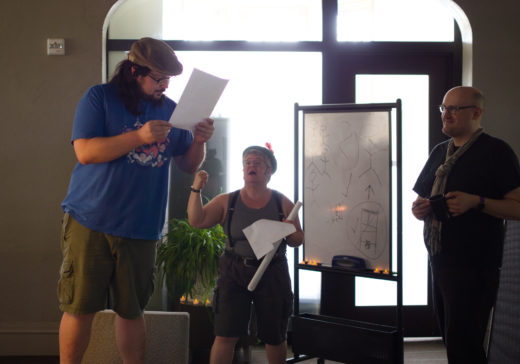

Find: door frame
<box><xmin>318</xmin><ymin>37</ymin><xmax>461</xmax><ymax>336</ymax></box>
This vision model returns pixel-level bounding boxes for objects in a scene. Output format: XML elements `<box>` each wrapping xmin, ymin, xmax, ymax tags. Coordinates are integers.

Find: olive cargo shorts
<box><xmin>57</xmin><ymin>213</ymin><xmax>157</xmax><ymax>319</ymax></box>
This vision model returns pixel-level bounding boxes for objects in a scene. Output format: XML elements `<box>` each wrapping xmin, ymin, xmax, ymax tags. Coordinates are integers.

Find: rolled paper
<box><xmin>247</xmin><ymin>201</ymin><xmax>303</xmax><ymax>291</ymax></box>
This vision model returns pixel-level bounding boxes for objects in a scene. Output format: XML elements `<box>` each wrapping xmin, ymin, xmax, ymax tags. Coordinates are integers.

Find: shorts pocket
<box><xmin>57</xmin><ymin>261</ymin><xmax>74</xmax><ymax>305</ymax></box>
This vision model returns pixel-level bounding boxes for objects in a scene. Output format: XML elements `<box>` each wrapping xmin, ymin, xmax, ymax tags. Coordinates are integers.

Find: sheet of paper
<box><xmin>169</xmin><ymin>68</ymin><xmax>229</xmax><ymax>130</ymax></box>
<box><xmin>243</xmin><ymin>219</ymin><xmax>296</xmax><ymax>259</ymax></box>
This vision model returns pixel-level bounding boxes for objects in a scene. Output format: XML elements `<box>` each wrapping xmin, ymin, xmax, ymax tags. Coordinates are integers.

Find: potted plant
<box><xmin>156</xmin><ymin>217</ymin><xmax>226</xmax><ymax>364</ymax></box>
<box><xmin>157</xmin><ymin>216</ymin><xmax>226</xmax><ymax>304</ymax></box>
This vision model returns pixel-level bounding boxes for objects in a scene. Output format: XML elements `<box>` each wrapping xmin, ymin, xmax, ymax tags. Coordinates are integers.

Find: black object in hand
<box><xmin>429</xmin><ymin>194</ymin><xmax>452</xmax><ymax>222</ymax></box>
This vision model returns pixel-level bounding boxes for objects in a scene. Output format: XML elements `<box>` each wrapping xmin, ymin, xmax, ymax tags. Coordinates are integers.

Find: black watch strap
<box><xmin>477</xmin><ymin>196</ymin><xmax>485</xmax><ymax>211</ymax></box>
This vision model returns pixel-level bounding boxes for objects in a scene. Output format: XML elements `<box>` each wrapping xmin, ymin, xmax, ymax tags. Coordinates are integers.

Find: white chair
<box><xmin>82</xmin><ymin>310</ymin><xmax>189</xmax><ymax>364</ymax></box>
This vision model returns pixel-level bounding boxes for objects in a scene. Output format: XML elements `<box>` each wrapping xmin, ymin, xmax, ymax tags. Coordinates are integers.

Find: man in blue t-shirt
<box><xmin>58</xmin><ymin>37</ymin><xmax>215</xmax><ymax>364</ymax></box>
<box><xmin>412</xmin><ymin>86</ymin><xmax>520</xmax><ymax>363</ymax></box>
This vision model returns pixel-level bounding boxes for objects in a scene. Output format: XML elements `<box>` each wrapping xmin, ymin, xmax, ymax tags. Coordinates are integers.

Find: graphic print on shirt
<box><xmin>125</xmin><ymin>119</ymin><xmax>170</xmax><ymax>167</ymax></box>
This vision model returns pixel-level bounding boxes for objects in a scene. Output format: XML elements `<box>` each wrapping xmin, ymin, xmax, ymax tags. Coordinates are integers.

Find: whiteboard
<box><xmin>302</xmin><ymin>109</ymin><xmax>392</xmax><ymax>270</ymax></box>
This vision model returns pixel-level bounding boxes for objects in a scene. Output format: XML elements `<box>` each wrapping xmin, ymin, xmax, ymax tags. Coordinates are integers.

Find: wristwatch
<box><xmin>477</xmin><ymin>196</ymin><xmax>485</xmax><ymax>211</ymax></box>
<box><xmin>190</xmin><ymin>186</ymin><xmax>201</xmax><ymax>193</ymax></box>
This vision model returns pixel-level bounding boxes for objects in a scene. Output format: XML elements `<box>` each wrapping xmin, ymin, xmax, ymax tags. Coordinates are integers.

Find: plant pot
<box><xmin>171</xmin><ymin>300</ymin><xmax>215</xmax><ymax>364</ymax></box>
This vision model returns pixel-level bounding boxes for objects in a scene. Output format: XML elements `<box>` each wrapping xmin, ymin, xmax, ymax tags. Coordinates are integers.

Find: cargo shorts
<box><xmin>57</xmin><ymin>213</ymin><xmax>157</xmax><ymax>319</ymax></box>
<box><xmin>213</xmin><ymin>251</ymin><xmax>293</xmax><ymax>345</ymax></box>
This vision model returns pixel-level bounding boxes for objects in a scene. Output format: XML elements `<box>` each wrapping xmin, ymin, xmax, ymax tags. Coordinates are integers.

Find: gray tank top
<box><xmin>223</xmin><ymin>190</ymin><xmax>285</xmax><ymax>258</ymax></box>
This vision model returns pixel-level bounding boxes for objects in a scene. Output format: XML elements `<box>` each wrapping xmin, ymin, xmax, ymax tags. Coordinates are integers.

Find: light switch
<box><xmin>47</xmin><ymin>38</ymin><xmax>65</xmax><ymax>56</ymax></box>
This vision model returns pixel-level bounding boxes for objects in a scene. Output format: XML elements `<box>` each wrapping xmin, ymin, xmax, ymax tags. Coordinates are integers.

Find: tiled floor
<box><xmin>400</xmin><ymin>339</ymin><xmax>448</xmax><ymax>364</ymax></box>
<box><xmin>244</xmin><ymin>338</ymin><xmax>448</xmax><ymax>364</ymax></box>
<box><xmin>0</xmin><ymin>338</ymin><xmax>447</xmax><ymax>364</ymax></box>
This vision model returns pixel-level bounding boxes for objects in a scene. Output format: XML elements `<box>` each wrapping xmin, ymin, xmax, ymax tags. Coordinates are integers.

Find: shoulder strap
<box><xmin>272</xmin><ymin>190</ymin><xmax>288</xmax><ymax>254</ymax></box>
<box><xmin>272</xmin><ymin>190</ymin><xmax>285</xmax><ymax>221</ymax></box>
<box><xmin>227</xmin><ymin>190</ymin><xmax>241</xmax><ymax>247</ymax></box>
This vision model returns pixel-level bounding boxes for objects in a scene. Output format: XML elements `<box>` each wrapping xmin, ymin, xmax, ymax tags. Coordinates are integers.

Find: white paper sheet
<box><xmin>242</xmin><ymin>219</ymin><xmax>296</xmax><ymax>259</ymax></box>
<box><xmin>169</xmin><ymin>68</ymin><xmax>229</xmax><ymax>130</ymax></box>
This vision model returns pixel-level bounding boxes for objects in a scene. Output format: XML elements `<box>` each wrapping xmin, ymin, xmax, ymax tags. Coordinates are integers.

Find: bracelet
<box><xmin>190</xmin><ymin>186</ymin><xmax>201</xmax><ymax>193</ymax></box>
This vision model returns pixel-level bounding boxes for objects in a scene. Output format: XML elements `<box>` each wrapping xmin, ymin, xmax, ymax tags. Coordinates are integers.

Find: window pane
<box><xmin>163</xmin><ymin>0</ymin><xmax>322</xmax><ymax>41</ymax></box>
<box><xmin>355</xmin><ymin>74</ymin><xmax>429</xmax><ymax>306</ymax></box>
<box><xmin>164</xmin><ymin>51</ymin><xmax>321</xmax><ymax>299</ymax></box>
<box><xmin>338</xmin><ymin>0</ymin><xmax>454</xmax><ymax>42</ymax></box>
<box><xmin>165</xmin><ymin>51</ymin><xmax>321</xmax><ymax>196</ymax></box>
<box><xmin>108</xmin><ymin>0</ymin><xmax>163</xmax><ymax>39</ymax></box>
<box><xmin>107</xmin><ymin>51</ymin><xmax>127</xmax><ymax>77</ymax></box>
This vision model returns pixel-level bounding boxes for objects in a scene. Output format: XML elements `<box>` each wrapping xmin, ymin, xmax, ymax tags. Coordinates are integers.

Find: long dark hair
<box><xmin>109</xmin><ymin>60</ymin><xmax>160</xmax><ymax>115</ymax></box>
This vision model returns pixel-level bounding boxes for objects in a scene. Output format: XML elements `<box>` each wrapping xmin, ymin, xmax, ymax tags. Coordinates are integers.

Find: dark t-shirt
<box><xmin>413</xmin><ymin>133</ymin><xmax>520</xmax><ymax>268</ymax></box>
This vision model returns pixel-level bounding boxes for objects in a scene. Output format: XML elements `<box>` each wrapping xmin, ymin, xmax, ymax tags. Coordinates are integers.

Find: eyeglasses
<box><xmin>439</xmin><ymin>105</ymin><xmax>476</xmax><ymax>114</ymax></box>
<box><xmin>147</xmin><ymin>74</ymin><xmax>171</xmax><ymax>85</ymax></box>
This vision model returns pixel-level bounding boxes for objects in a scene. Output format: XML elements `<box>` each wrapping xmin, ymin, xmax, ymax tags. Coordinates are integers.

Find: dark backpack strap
<box><xmin>227</xmin><ymin>189</ymin><xmax>241</xmax><ymax>248</ymax></box>
<box><xmin>272</xmin><ymin>190</ymin><xmax>285</xmax><ymax>221</ymax></box>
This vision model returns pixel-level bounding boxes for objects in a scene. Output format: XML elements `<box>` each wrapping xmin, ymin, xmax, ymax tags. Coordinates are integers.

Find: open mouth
<box><xmin>248</xmin><ymin>171</ymin><xmax>257</xmax><ymax>175</ymax></box>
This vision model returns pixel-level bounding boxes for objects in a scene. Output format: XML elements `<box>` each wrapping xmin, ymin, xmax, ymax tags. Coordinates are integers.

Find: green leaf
<box><xmin>156</xmin><ymin>217</ymin><xmax>226</xmax><ymax>303</ymax></box>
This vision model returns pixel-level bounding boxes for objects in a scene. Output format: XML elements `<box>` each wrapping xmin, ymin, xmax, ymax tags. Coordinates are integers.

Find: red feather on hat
<box><xmin>265</xmin><ymin>142</ymin><xmax>273</xmax><ymax>154</ymax></box>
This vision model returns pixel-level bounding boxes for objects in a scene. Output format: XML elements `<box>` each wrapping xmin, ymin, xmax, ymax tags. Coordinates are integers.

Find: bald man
<box><xmin>412</xmin><ymin>86</ymin><xmax>520</xmax><ymax>363</ymax></box>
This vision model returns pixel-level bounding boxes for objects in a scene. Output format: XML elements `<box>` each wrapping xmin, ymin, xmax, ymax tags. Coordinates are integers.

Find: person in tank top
<box><xmin>187</xmin><ymin>145</ymin><xmax>304</xmax><ymax>364</ymax></box>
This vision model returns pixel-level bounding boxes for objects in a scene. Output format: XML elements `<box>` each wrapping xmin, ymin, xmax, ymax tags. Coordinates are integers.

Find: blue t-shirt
<box><xmin>62</xmin><ymin>83</ymin><xmax>193</xmax><ymax>240</ymax></box>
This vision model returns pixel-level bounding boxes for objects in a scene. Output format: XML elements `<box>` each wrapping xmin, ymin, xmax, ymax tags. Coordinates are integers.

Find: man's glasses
<box><xmin>147</xmin><ymin>74</ymin><xmax>171</xmax><ymax>85</ymax></box>
<box><xmin>439</xmin><ymin>105</ymin><xmax>476</xmax><ymax>114</ymax></box>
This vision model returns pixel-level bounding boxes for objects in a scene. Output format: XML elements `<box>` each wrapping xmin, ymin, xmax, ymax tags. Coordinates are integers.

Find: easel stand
<box><xmin>288</xmin><ymin>266</ymin><xmax>402</xmax><ymax>364</ymax></box>
<box><xmin>288</xmin><ymin>102</ymin><xmax>403</xmax><ymax>363</ymax></box>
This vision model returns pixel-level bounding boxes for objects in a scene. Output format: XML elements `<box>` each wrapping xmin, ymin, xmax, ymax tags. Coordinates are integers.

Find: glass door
<box><xmin>355</xmin><ymin>74</ymin><xmax>429</xmax><ymax>308</ymax></box>
<box><xmin>319</xmin><ymin>46</ymin><xmax>459</xmax><ymax>336</ymax></box>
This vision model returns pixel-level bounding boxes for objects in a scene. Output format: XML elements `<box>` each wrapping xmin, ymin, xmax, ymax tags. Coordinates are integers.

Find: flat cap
<box><xmin>128</xmin><ymin>37</ymin><xmax>183</xmax><ymax>76</ymax></box>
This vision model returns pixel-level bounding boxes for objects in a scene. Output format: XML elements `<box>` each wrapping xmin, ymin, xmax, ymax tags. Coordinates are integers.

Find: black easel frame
<box><xmin>289</xmin><ymin>101</ymin><xmax>403</xmax><ymax>364</ymax></box>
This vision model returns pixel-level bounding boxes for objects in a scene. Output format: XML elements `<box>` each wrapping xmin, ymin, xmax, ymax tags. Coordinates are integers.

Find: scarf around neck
<box><xmin>423</xmin><ymin>128</ymin><xmax>484</xmax><ymax>255</ymax></box>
